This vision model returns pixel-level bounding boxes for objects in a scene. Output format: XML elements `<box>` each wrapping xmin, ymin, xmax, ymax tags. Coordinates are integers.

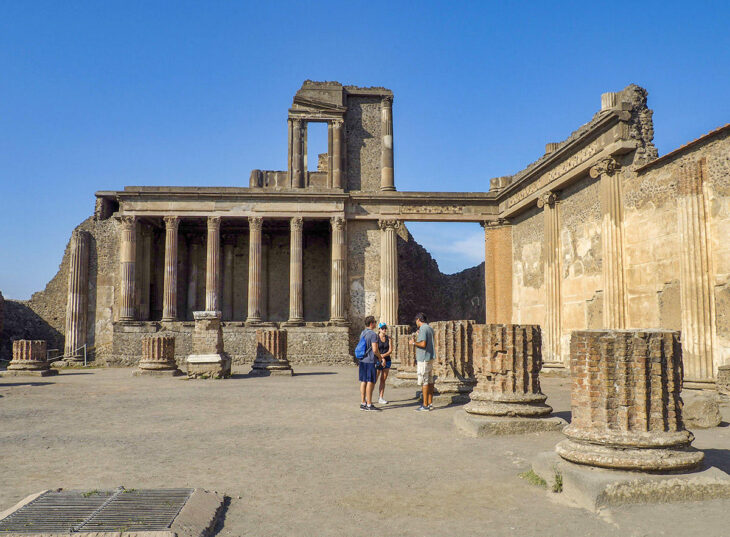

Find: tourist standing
<box><xmin>375</xmin><ymin>322</ymin><xmax>392</xmax><ymax>404</ymax></box>
<box><xmin>409</xmin><ymin>312</ymin><xmax>435</xmax><ymax>411</ymax></box>
<box><xmin>358</xmin><ymin>316</ymin><xmax>382</xmax><ymax>411</ymax></box>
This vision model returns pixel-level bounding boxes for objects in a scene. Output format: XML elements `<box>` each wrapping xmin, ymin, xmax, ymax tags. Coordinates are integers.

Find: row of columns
<box><xmin>119</xmin><ymin>215</ymin><xmax>349</xmax><ymax>325</ymax></box>
<box><xmin>289</xmin><ymin>119</ymin><xmax>345</xmax><ymax>189</ymax></box>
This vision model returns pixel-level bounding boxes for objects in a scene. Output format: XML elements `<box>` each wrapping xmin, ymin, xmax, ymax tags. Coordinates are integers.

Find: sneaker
<box><xmin>378</xmin><ymin>397</ymin><xmax>388</xmax><ymax>404</ymax></box>
<box><xmin>427</xmin><ymin>404</ymin><xmax>433</xmax><ymax>411</ymax></box>
<box><xmin>414</xmin><ymin>405</ymin><xmax>430</xmax><ymax>412</ymax></box>
<box><xmin>360</xmin><ymin>403</ymin><xmax>367</xmax><ymax>411</ymax></box>
<box><xmin>365</xmin><ymin>404</ymin><xmax>380</xmax><ymax>411</ymax></box>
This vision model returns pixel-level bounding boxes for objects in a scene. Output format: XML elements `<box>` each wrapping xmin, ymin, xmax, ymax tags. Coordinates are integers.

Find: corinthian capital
<box><xmin>589</xmin><ymin>156</ymin><xmax>621</xmax><ymax>179</ymax></box>
<box><xmin>382</xmin><ymin>95</ymin><xmax>393</xmax><ymax>106</ymax></box>
<box><xmin>291</xmin><ymin>216</ymin><xmax>303</xmax><ymax>231</ymax></box>
<box><xmin>248</xmin><ymin>216</ymin><xmax>263</xmax><ymax>231</ymax></box>
<box><xmin>207</xmin><ymin>216</ymin><xmax>221</xmax><ymax>229</ymax></box>
<box><xmin>163</xmin><ymin>215</ymin><xmax>180</xmax><ymax>230</ymax></box>
<box><xmin>117</xmin><ymin>215</ymin><xmax>136</xmax><ymax>230</ymax></box>
<box><xmin>378</xmin><ymin>219</ymin><xmax>401</xmax><ymax>231</ymax></box>
<box><xmin>331</xmin><ymin>216</ymin><xmax>346</xmax><ymax>231</ymax></box>
<box><xmin>536</xmin><ymin>191</ymin><xmax>558</xmax><ymax>209</ymax></box>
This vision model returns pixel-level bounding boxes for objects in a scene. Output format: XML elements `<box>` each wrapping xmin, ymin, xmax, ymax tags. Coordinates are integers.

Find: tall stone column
<box><xmin>205</xmin><ymin>216</ymin><xmax>221</xmax><ymax>312</ymax></box>
<box><xmin>64</xmin><ymin>229</ymin><xmax>90</xmax><ymax>359</ymax></box>
<box><xmin>380</xmin><ymin>96</ymin><xmax>395</xmax><ymax>191</ymax></box>
<box><xmin>379</xmin><ymin>219</ymin><xmax>400</xmax><ymax>326</ymax></box>
<box><xmin>677</xmin><ymin>160</ymin><xmax>716</xmax><ymax>385</ymax></box>
<box><xmin>291</xmin><ymin>118</ymin><xmax>304</xmax><ymax>188</ymax></box>
<box><xmin>538</xmin><ymin>192</ymin><xmax>562</xmax><ymax>366</ymax></box>
<box><xmin>246</xmin><ymin>216</ymin><xmax>263</xmax><ymax>324</ymax></box>
<box><xmin>330</xmin><ymin>216</ymin><xmax>348</xmax><ymax>324</ymax></box>
<box><xmin>332</xmin><ymin>119</ymin><xmax>344</xmax><ymax>189</ymax></box>
<box><xmin>186</xmin><ymin>234</ymin><xmax>202</xmax><ymax>319</ymax></box>
<box><xmin>482</xmin><ymin>220</ymin><xmax>513</xmax><ymax>324</ymax></box>
<box><xmin>222</xmin><ymin>234</ymin><xmax>235</xmax><ymax>321</ymax></box>
<box><xmin>591</xmin><ymin>157</ymin><xmax>627</xmax><ymax>329</ymax></box>
<box><xmin>119</xmin><ymin>215</ymin><xmax>137</xmax><ymax>321</ymax></box>
<box><xmin>286</xmin><ymin>217</ymin><xmax>304</xmax><ymax>325</ymax></box>
<box><xmin>138</xmin><ymin>226</ymin><xmax>152</xmax><ymax>321</ymax></box>
<box><xmin>162</xmin><ymin>216</ymin><xmax>180</xmax><ymax>321</ymax></box>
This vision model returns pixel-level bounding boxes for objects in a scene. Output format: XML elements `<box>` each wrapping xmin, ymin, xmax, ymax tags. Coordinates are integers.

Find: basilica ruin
<box><xmin>2</xmin><ymin>80</ymin><xmax>729</xmax><ymax>388</ymax></box>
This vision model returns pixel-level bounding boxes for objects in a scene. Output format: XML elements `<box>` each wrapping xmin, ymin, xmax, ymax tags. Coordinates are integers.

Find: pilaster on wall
<box><xmin>482</xmin><ymin>220</ymin><xmax>512</xmax><ymax>324</ymax></box>
<box><xmin>591</xmin><ymin>157</ymin><xmax>627</xmax><ymax>329</ymax></box>
<box><xmin>379</xmin><ymin>219</ymin><xmax>400</xmax><ymax>326</ymax></box>
<box><xmin>538</xmin><ymin>192</ymin><xmax>563</xmax><ymax>366</ymax></box>
<box><xmin>677</xmin><ymin>159</ymin><xmax>717</xmax><ymax>385</ymax></box>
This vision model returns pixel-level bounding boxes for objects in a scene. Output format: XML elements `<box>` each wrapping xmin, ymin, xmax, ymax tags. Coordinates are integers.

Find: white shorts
<box><xmin>417</xmin><ymin>360</ymin><xmax>434</xmax><ymax>386</ymax></box>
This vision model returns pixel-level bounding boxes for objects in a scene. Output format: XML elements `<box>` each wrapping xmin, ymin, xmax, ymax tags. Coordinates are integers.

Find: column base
<box><xmin>454</xmin><ymin>411</ymin><xmax>566</xmax><ymax>437</ymax></box>
<box><xmin>328</xmin><ymin>319</ymin><xmax>350</xmax><ymax>327</ymax></box>
<box><xmin>282</xmin><ymin>319</ymin><xmax>304</xmax><ymax>327</ymax></box>
<box><xmin>380</xmin><ymin>186</ymin><xmax>396</xmax><ymax>192</ymax></box>
<box><xmin>133</xmin><ymin>368</ymin><xmax>184</xmax><ymax>377</ymax></box>
<box><xmin>0</xmin><ymin>369</ymin><xmax>59</xmax><ymax>377</ymax></box>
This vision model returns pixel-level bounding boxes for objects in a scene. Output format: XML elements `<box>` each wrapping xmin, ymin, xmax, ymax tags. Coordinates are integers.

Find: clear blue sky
<box><xmin>1</xmin><ymin>1</ymin><xmax>729</xmax><ymax>299</ymax></box>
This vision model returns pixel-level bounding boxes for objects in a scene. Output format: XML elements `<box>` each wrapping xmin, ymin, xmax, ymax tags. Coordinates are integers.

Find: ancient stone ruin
<box><xmin>431</xmin><ymin>320</ymin><xmax>476</xmax><ymax>405</ymax></box>
<box><xmin>556</xmin><ymin>329</ymin><xmax>703</xmax><ymax>471</ymax></box>
<box><xmin>1</xmin><ymin>340</ymin><xmax>57</xmax><ymax>377</ymax></box>
<box><xmin>134</xmin><ymin>334</ymin><xmax>182</xmax><ymax>377</ymax></box>
<box><xmin>250</xmin><ymin>329</ymin><xmax>293</xmax><ymax>376</ymax></box>
<box><xmin>187</xmin><ymin>311</ymin><xmax>231</xmax><ymax>379</ymax></box>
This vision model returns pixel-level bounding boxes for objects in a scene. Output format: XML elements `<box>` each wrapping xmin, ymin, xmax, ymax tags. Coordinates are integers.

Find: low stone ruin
<box><xmin>431</xmin><ymin>320</ymin><xmax>476</xmax><ymax>405</ymax></box>
<box><xmin>134</xmin><ymin>334</ymin><xmax>182</xmax><ymax>376</ymax></box>
<box><xmin>186</xmin><ymin>311</ymin><xmax>231</xmax><ymax>379</ymax></box>
<box><xmin>1</xmin><ymin>340</ymin><xmax>58</xmax><ymax>377</ymax></box>
<box><xmin>718</xmin><ymin>365</ymin><xmax>730</xmax><ymax>396</ymax></box>
<box><xmin>455</xmin><ymin>324</ymin><xmax>564</xmax><ymax>435</ymax></box>
<box><xmin>393</xmin><ymin>332</ymin><xmax>417</xmax><ymax>387</ymax></box>
<box><xmin>250</xmin><ymin>329</ymin><xmax>293</xmax><ymax>376</ymax></box>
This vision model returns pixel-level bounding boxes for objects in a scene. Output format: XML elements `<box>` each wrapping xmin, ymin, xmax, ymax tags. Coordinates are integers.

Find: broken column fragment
<box><xmin>250</xmin><ymin>329</ymin><xmax>293</xmax><ymax>376</ymax></box>
<box><xmin>134</xmin><ymin>334</ymin><xmax>182</xmax><ymax>377</ymax></box>
<box><xmin>2</xmin><ymin>340</ymin><xmax>58</xmax><ymax>377</ymax></box>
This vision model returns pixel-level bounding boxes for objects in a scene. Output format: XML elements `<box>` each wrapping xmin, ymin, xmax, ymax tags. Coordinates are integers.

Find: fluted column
<box><xmin>119</xmin><ymin>216</ymin><xmax>137</xmax><ymax>321</ymax></box>
<box><xmin>222</xmin><ymin>234</ymin><xmax>235</xmax><ymax>321</ymax></box>
<box><xmin>186</xmin><ymin>234</ymin><xmax>202</xmax><ymax>319</ymax></box>
<box><xmin>205</xmin><ymin>216</ymin><xmax>221</xmax><ymax>311</ymax></box>
<box><xmin>380</xmin><ymin>96</ymin><xmax>395</xmax><ymax>191</ymax></box>
<box><xmin>332</xmin><ymin>119</ymin><xmax>344</xmax><ymax>189</ymax></box>
<box><xmin>286</xmin><ymin>217</ymin><xmax>304</xmax><ymax>325</ymax></box>
<box><xmin>246</xmin><ymin>216</ymin><xmax>263</xmax><ymax>324</ymax></box>
<box><xmin>162</xmin><ymin>216</ymin><xmax>180</xmax><ymax>321</ymax></box>
<box><xmin>138</xmin><ymin>226</ymin><xmax>152</xmax><ymax>321</ymax></box>
<box><xmin>591</xmin><ymin>157</ymin><xmax>627</xmax><ymax>329</ymax></box>
<box><xmin>291</xmin><ymin>119</ymin><xmax>304</xmax><ymax>188</ymax></box>
<box><xmin>379</xmin><ymin>219</ymin><xmax>400</xmax><ymax>326</ymax></box>
<box><xmin>330</xmin><ymin>216</ymin><xmax>347</xmax><ymax>324</ymax></box>
<box><xmin>677</xmin><ymin>160</ymin><xmax>716</xmax><ymax>385</ymax></box>
<box><xmin>482</xmin><ymin>219</ymin><xmax>513</xmax><ymax>324</ymax></box>
<box><xmin>64</xmin><ymin>229</ymin><xmax>89</xmax><ymax>359</ymax></box>
<box><xmin>538</xmin><ymin>192</ymin><xmax>562</xmax><ymax>366</ymax></box>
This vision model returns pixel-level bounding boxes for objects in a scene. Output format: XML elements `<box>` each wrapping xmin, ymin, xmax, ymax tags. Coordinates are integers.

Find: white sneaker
<box><xmin>378</xmin><ymin>397</ymin><xmax>388</xmax><ymax>404</ymax></box>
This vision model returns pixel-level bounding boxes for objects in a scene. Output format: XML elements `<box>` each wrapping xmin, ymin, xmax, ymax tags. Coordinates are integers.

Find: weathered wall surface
<box><xmin>345</xmin><ymin>95</ymin><xmax>382</xmax><ymax>192</ymax></box>
<box><xmin>347</xmin><ymin>220</ymin><xmax>381</xmax><ymax>340</ymax></box>
<box><xmin>511</xmin><ymin>206</ymin><xmax>544</xmax><ymax>327</ymax></box>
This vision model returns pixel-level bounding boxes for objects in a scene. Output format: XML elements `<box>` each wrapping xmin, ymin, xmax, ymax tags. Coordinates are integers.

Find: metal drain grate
<box><xmin>0</xmin><ymin>488</ymin><xmax>194</xmax><ymax>533</ymax></box>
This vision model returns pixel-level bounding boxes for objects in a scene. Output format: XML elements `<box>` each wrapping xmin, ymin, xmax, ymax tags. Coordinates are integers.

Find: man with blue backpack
<box><xmin>355</xmin><ymin>315</ymin><xmax>382</xmax><ymax>411</ymax></box>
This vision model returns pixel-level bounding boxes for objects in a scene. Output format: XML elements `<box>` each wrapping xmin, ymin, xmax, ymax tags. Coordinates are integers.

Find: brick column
<box><xmin>380</xmin><ymin>96</ymin><xmax>395</xmax><ymax>191</ymax></box>
<box><xmin>222</xmin><ymin>234</ymin><xmax>235</xmax><ymax>321</ymax></box>
<box><xmin>291</xmin><ymin>119</ymin><xmax>304</xmax><ymax>188</ymax></box>
<box><xmin>251</xmin><ymin>329</ymin><xmax>293</xmax><ymax>376</ymax></box>
<box><xmin>205</xmin><ymin>216</ymin><xmax>221</xmax><ymax>312</ymax></box>
<box><xmin>64</xmin><ymin>229</ymin><xmax>89</xmax><ymax>360</ymax></box>
<box><xmin>379</xmin><ymin>219</ymin><xmax>400</xmax><ymax>327</ymax></box>
<box><xmin>591</xmin><ymin>157</ymin><xmax>627</xmax><ymax>329</ymax></box>
<box><xmin>246</xmin><ymin>216</ymin><xmax>263</xmax><ymax>324</ymax></box>
<box><xmin>330</xmin><ymin>216</ymin><xmax>348</xmax><ymax>324</ymax></box>
<box><xmin>162</xmin><ymin>216</ymin><xmax>180</xmax><ymax>321</ymax></box>
<box><xmin>482</xmin><ymin>220</ymin><xmax>512</xmax><ymax>324</ymax></box>
<box><xmin>432</xmin><ymin>320</ymin><xmax>476</xmax><ymax>404</ymax></box>
<box><xmin>538</xmin><ymin>192</ymin><xmax>562</xmax><ymax>366</ymax></box>
<box><xmin>119</xmin><ymin>216</ymin><xmax>137</xmax><ymax>321</ymax></box>
<box><xmin>286</xmin><ymin>217</ymin><xmax>304</xmax><ymax>325</ymax></box>
<box><xmin>677</xmin><ymin>160</ymin><xmax>716</xmax><ymax>386</ymax></box>
<box><xmin>1</xmin><ymin>340</ymin><xmax>57</xmax><ymax>377</ymax></box>
<box><xmin>332</xmin><ymin>119</ymin><xmax>344</xmax><ymax>189</ymax></box>
<box><xmin>556</xmin><ymin>329</ymin><xmax>703</xmax><ymax>471</ymax></box>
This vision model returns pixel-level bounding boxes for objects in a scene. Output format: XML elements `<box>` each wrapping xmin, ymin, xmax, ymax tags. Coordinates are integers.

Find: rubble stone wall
<box><xmin>345</xmin><ymin>95</ymin><xmax>382</xmax><ymax>192</ymax></box>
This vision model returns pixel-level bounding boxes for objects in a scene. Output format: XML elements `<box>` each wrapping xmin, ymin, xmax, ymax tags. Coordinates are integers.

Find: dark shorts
<box><xmin>358</xmin><ymin>361</ymin><xmax>377</xmax><ymax>383</ymax></box>
<box><xmin>375</xmin><ymin>360</ymin><xmax>392</xmax><ymax>371</ymax></box>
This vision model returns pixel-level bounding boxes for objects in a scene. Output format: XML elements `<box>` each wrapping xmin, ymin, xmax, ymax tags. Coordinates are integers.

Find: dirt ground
<box><xmin>1</xmin><ymin>366</ymin><xmax>729</xmax><ymax>537</ymax></box>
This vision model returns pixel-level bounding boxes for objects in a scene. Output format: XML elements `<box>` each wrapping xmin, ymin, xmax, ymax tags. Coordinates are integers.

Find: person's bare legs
<box><xmin>421</xmin><ymin>384</ymin><xmax>428</xmax><ymax>406</ymax></box>
<box><xmin>426</xmin><ymin>383</ymin><xmax>434</xmax><ymax>407</ymax></box>
<box><xmin>379</xmin><ymin>369</ymin><xmax>389</xmax><ymax>399</ymax></box>
<box><xmin>366</xmin><ymin>381</ymin><xmax>375</xmax><ymax>406</ymax></box>
<box><xmin>360</xmin><ymin>381</ymin><xmax>367</xmax><ymax>404</ymax></box>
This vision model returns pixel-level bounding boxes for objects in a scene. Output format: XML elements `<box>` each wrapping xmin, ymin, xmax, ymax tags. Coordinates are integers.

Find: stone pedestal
<box><xmin>393</xmin><ymin>332</ymin><xmax>417</xmax><ymax>387</ymax></box>
<box><xmin>718</xmin><ymin>365</ymin><xmax>730</xmax><ymax>396</ymax></box>
<box><xmin>134</xmin><ymin>334</ymin><xmax>182</xmax><ymax>377</ymax></box>
<box><xmin>2</xmin><ymin>340</ymin><xmax>57</xmax><ymax>377</ymax></box>
<box><xmin>556</xmin><ymin>329</ymin><xmax>704</xmax><ymax>471</ymax></box>
<box><xmin>457</xmin><ymin>324</ymin><xmax>564</xmax><ymax>435</ymax></box>
<box><xmin>187</xmin><ymin>311</ymin><xmax>230</xmax><ymax>379</ymax></box>
<box><xmin>250</xmin><ymin>329</ymin><xmax>293</xmax><ymax>376</ymax></box>
<box><xmin>431</xmin><ymin>320</ymin><xmax>476</xmax><ymax>406</ymax></box>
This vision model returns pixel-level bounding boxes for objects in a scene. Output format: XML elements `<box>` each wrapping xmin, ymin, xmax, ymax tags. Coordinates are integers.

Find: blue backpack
<box><xmin>354</xmin><ymin>333</ymin><xmax>368</xmax><ymax>360</ymax></box>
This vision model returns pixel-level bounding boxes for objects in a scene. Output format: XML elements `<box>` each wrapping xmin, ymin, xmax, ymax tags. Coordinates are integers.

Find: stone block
<box><xmin>454</xmin><ymin>411</ymin><xmax>566</xmax><ymax>437</ymax></box>
<box><xmin>187</xmin><ymin>311</ymin><xmax>229</xmax><ymax>379</ymax></box>
<box><xmin>683</xmin><ymin>391</ymin><xmax>722</xmax><ymax>428</ymax></box>
<box><xmin>718</xmin><ymin>365</ymin><xmax>730</xmax><ymax>395</ymax></box>
<box><xmin>1</xmin><ymin>340</ymin><xmax>58</xmax><ymax>377</ymax></box>
<box><xmin>393</xmin><ymin>332</ymin><xmax>417</xmax><ymax>387</ymax></box>
<box><xmin>250</xmin><ymin>329</ymin><xmax>293</xmax><ymax>376</ymax></box>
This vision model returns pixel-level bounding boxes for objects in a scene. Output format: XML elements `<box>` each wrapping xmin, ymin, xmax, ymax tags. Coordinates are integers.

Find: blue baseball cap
<box><xmin>378</xmin><ymin>322</ymin><xmax>387</xmax><ymax>329</ymax></box>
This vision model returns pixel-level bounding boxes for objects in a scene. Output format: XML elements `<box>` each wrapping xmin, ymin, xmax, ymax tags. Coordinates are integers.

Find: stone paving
<box><xmin>1</xmin><ymin>366</ymin><xmax>729</xmax><ymax>537</ymax></box>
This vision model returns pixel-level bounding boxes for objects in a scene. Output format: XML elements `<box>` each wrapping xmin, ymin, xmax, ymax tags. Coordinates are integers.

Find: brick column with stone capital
<box><xmin>537</xmin><ymin>191</ymin><xmax>562</xmax><ymax>367</ymax></box>
<box><xmin>330</xmin><ymin>216</ymin><xmax>348</xmax><ymax>325</ymax></box>
<box><xmin>556</xmin><ymin>329</ymin><xmax>703</xmax><ymax>471</ymax></box>
<box><xmin>1</xmin><ymin>340</ymin><xmax>57</xmax><ymax>377</ymax></box>
<box><xmin>251</xmin><ymin>329</ymin><xmax>293</xmax><ymax>376</ymax></box>
<box><xmin>118</xmin><ymin>215</ymin><xmax>137</xmax><ymax>321</ymax></box>
<box><xmin>286</xmin><ymin>217</ymin><xmax>304</xmax><ymax>326</ymax></box>
<box><xmin>379</xmin><ymin>219</ymin><xmax>400</xmax><ymax>327</ymax></box>
<box><xmin>482</xmin><ymin>220</ymin><xmax>512</xmax><ymax>325</ymax></box>
<box><xmin>332</xmin><ymin>119</ymin><xmax>344</xmax><ymax>189</ymax></box>
<box><xmin>64</xmin><ymin>229</ymin><xmax>90</xmax><ymax>361</ymax></box>
<box><xmin>246</xmin><ymin>216</ymin><xmax>264</xmax><ymax>324</ymax></box>
<box><xmin>380</xmin><ymin>96</ymin><xmax>395</xmax><ymax>191</ymax></box>
<box><xmin>134</xmin><ymin>334</ymin><xmax>182</xmax><ymax>377</ymax></box>
<box><xmin>162</xmin><ymin>216</ymin><xmax>180</xmax><ymax>321</ymax></box>
<box><xmin>205</xmin><ymin>216</ymin><xmax>221</xmax><ymax>312</ymax></box>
